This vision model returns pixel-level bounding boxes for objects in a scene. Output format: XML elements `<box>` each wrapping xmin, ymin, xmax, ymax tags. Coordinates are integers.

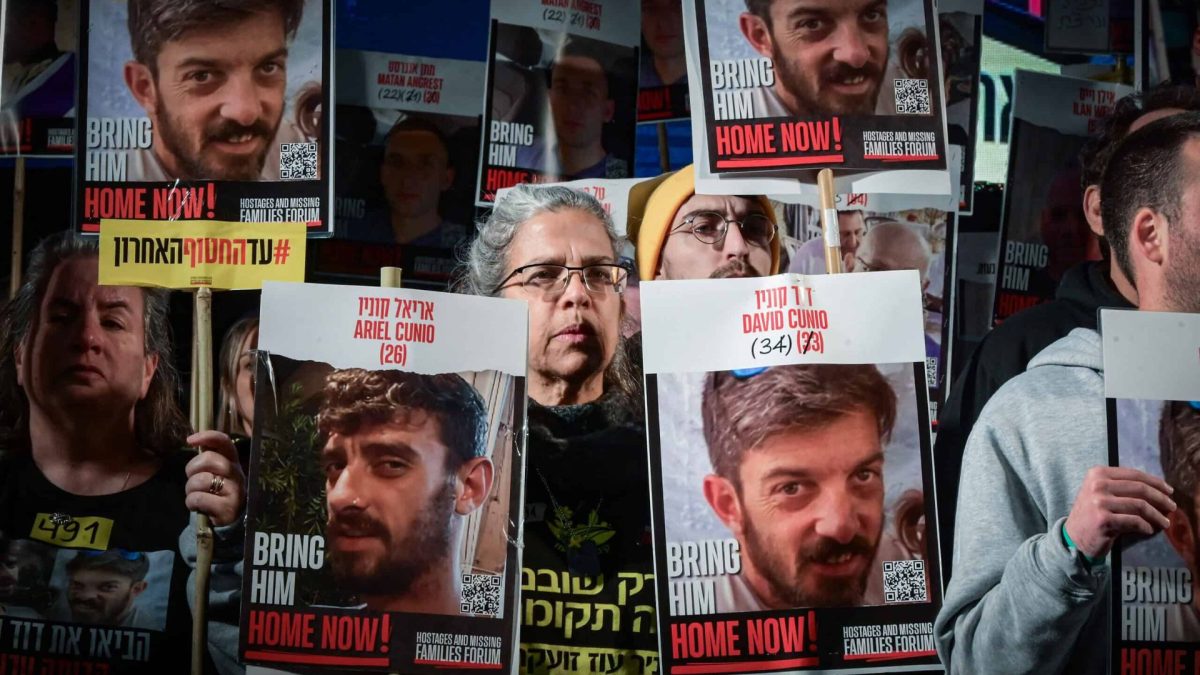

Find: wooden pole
<box><xmin>10</xmin><ymin>157</ymin><xmax>25</xmax><ymax>299</ymax></box>
<box><xmin>190</xmin><ymin>287</ymin><xmax>215</xmax><ymax>675</ymax></box>
<box><xmin>379</xmin><ymin>268</ymin><xmax>400</xmax><ymax>675</ymax></box>
<box><xmin>380</xmin><ymin>266</ymin><xmax>402</xmax><ymax>288</ymax></box>
<box><xmin>656</xmin><ymin>122</ymin><xmax>670</xmax><ymax>173</ymax></box>
<box><xmin>817</xmin><ymin>169</ymin><xmax>843</xmax><ymax>274</ymax></box>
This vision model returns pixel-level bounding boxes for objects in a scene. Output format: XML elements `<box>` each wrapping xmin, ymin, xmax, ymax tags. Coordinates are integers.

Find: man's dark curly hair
<box><xmin>318</xmin><ymin>369</ymin><xmax>487</xmax><ymax>470</ymax></box>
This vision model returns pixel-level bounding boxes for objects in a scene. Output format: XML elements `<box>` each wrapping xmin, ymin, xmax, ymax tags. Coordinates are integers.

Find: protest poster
<box><xmin>97</xmin><ymin>219</ymin><xmax>306</xmax><ymax>289</ymax></box>
<box><xmin>1105</xmin><ymin>309</ymin><xmax>1200</xmax><ymax>673</ymax></box>
<box><xmin>638</xmin><ymin>0</ymin><xmax>689</xmax><ymax>123</ymax></box>
<box><xmin>682</xmin><ymin>0</ymin><xmax>948</xmax><ymax>177</ymax></box>
<box><xmin>992</xmin><ymin>70</ymin><xmax>1132</xmax><ymax>326</ymax></box>
<box><xmin>939</xmin><ymin>0</ymin><xmax>983</xmax><ymax>213</ymax></box>
<box><xmin>0</xmin><ymin>0</ymin><xmax>77</xmax><ymax>155</ymax></box>
<box><xmin>74</xmin><ymin>0</ymin><xmax>332</xmax><ymax>236</ymax></box>
<box><xmin>476</xmin><ymin>0</ymin><xmax>640</xmax><ymax>204</ymax></box>
<box><xmin>641</xmin><ymin>271</ymin><xmax>942</xmax><ymax>673</ymax></box>
<box><xmin>334</xmin><ymin>50</ymin><xmax>482</xmax><ymax>250</ymax></box>
<box><xmin>241</xmin><ymin>282</ymin><xmax>527</xmax><ymax>673</ymax></box>
<box><xmin>776</xmin><ymin>192</ymin><xmax>954</xmax><ymax>431</ymax></box>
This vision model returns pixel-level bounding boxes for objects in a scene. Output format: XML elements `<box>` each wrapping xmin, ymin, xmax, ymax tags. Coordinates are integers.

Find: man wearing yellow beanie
<box><xmin>627</xmin><ymin>164</ymin><xmax>781</xmax><ymax>281</ymax></box>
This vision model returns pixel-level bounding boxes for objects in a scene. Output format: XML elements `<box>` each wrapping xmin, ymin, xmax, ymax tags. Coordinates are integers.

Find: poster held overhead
<box><xmin>476</xmin><ymin>0</ymin><xmax>640</xmax><ymax>204</ymax></box>
<box><xmin>683</xmin><ymin>0</ymin><xmax>948</xmax><ymax>176</ymax></box>
<box><xmin>641</xmin><ymin>271</ymin><xmax>943</xmax><ymax>673</ymax></box>
<box><xmin>74</xmin><ymin>0</ymin><xmax>333</xmax><ymax>237</ymax></box>
<box><xmin>992</xmin><ymin>70</ymin><xmax>1133</xmax><ymax>327</ymax></box>
<box><xmin>241</xmin><ymin>282</ymin><xmax>528</xmax><ymax>674</ymax></box>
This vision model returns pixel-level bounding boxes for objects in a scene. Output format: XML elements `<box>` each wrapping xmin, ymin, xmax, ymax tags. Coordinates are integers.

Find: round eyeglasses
<box><xmin>493</xmin><ymin>263</ymin><xmax>630</xmax><ymax>298</ymax></box>
<box><xmin>672</xmin><ymin>211</ymin><xmax>776</xmax><ymax>248</ymax></box>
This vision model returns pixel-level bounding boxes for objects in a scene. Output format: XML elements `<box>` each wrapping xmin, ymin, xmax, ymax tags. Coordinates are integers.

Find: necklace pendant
<box><xmin>49</xmin><ymin>512</ymin><xmax>73</xmax><ymax>526</ymax></box>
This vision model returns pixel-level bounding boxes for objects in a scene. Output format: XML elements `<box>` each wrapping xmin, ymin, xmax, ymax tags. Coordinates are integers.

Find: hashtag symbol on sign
<box><xmin>273</xmin><ymin>239</ymin><xmax>291</xmax><ymax>265</ymax></box>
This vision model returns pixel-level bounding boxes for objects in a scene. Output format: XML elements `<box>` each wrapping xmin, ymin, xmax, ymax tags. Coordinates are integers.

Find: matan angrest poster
<box><xmin>685</xmin><ymin>0</ymin><xmax>948</xmax><ymax>174</ymax></box>
<box><xmin>640</xmin><ymin>271</ymin><xmax>943</xmax><ymax>674</ymax></box>
<box><xmin>241</xmin><ymin>282</ymin><xmax>528</xmax><ymax>673</ymax></box>
<box><xmin>1105</xmin><ymin>310</ymin><xmax>1200</xmax><ymax>674</ymax></box>
<box><xmin>75</xmin><ymin>0</ymin><xmax>333</xmax><ymax>236</ymax></box>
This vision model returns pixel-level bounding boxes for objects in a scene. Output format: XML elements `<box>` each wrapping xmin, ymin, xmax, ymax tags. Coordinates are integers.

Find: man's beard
<box><xmin>70</xmin><ymin>593</ymin><xmax>131</xmax><ymax>625</ymax></box>
<box><xmin>1165</xmin><ymin>229</ymin><xmax>1200</xmax><ymax>313</ymax></box>
<box><xmin>741</xmin><ymin>511</ymin><xmax>880</xmax><ymax>608</ymax></box>
<box><xmin>710</xmin><ymin>258</ymin><xmax>762</xmax><ymax>279</ymax></box>
<box><xmin>772</xmin><ymin>45</ymin><xmax>885</xmax><ymax>116</ymax></box>
<box><xmin>155</xmin><ymin>92</ymin><xmax>278</xmax><ymax>181</ymax></box>
<box><xmin>327</xmin><ymin>480</ymin><xmax>456</xmax><ymax>598</ymax></box>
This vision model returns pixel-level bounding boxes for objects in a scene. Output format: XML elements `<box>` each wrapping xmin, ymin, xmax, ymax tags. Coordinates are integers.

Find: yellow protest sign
<box><xmin>99</xmin><ymin>219</ymin><xmax>306</xmax><ymax>290</ymax></box>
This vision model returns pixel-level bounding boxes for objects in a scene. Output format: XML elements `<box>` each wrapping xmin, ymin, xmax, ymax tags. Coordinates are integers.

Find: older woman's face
<box><xmin>499</xmin><ymin>209</ymin><xmax>622</xmax><ymax>389</ymax></box>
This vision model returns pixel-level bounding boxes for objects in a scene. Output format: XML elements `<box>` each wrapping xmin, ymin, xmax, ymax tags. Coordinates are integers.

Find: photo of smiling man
<box><xmin>688</xmin><ymin>0</ymin><xmax>947</xmax><ymax>172</ymax></box>
<box><xmin>75</xmin><ymin>0</ymin><xmax>332</xmax><ymax>232</ymax></box>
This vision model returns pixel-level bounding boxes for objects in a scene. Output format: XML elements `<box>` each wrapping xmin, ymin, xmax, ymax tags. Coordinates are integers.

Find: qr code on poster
<box><xmin>894</xmin><ymin>79</ymin><xmax>931</xmax><ymax>115</ymax></box>
<box><xmin>461</xmin><ymin>573</ymin><xmax>502</xmax><ymax>616</ymax></box>
<box><xmin>925</xmin><ymin>357</ymin><xmax>938</xmax><ymax>388</ymax></box>
<box><xmin>280</xmin><ymin>142</ymin><xmax>317</xmax><ymax>180</ymax></box>
<box><xmin>883</xmin><ymin>560</ymin><xmax>928</xmax><ymax>603</ymax></box>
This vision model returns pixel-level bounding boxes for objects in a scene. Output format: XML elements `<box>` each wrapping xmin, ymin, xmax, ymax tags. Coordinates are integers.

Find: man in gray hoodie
<box><xmin>934</xmin><ymin>112</ymin><xmax>1200</xmax><ymax>673</ymax></box>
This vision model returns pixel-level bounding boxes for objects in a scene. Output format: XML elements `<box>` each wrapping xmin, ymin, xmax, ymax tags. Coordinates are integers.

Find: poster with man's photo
<box><xmin>241</xmin><ymin>282</ymin><xmax>528</xmax><ymax>673</ymax></box>
<box><xmin>476</xmin><ymin>0</ymin><xmax>640</xmax><ymax>204</ymax></box>
<box><xmin>638</xmin><ymin>0</ymin><xmax>690</xmax><ymax>123</ymax></box>
<box><xmin>1105</xmin><ymin>309</ymin><xmax>1200</xmax><ymax>672</ymax></box>
<box><xmin>330</xmin><ymin>47</ymin><xmax>483</xmax><ymax>284</ymax></box>
<box><xmin>776</xmin><ymin>192</ymin><xmax>955</xmax><ymax>431</ymax></box>
<box><xmin>74</xmin><ymin>0</ymin><xmax>332</xmax><ymax>236</ymax></box>
<box><xmin>641</xmin><ymin>271</ymin><xmax>943</xmax><ymax>673</ymax></box>
<box><xmin>992</xmin><ymin>70</ymin><xmax>1132</xmax><ymax>326</ymax></box>
<box><xmin>683</xmin><ymin>0</ymin><xmax>948</xmax><ymax>175</ymax></box>
<box><xmin>0</xmin><ymin>0</ymin><xmax>77</xmax><ymax>155</ymax></box>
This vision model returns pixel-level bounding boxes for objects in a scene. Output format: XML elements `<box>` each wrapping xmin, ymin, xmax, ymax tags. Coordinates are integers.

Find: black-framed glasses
<box><xmin>493</xmin><ymin>263</ymin><xmax>630</xmax><ymax>297</ymax></box>
<box><xmin>672</xmin><ymin>211</ymin><xmax>775</xmax><ymax>248</ymax></box>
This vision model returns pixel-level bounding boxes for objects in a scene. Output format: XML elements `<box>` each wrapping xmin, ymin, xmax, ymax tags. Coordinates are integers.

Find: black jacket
<box><xmin>933</xmin><ymin>261</ymin><xmax>1133</xmax><ymax>581</ymax></box>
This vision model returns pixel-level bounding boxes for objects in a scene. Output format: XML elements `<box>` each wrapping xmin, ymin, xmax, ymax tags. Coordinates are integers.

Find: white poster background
<box><xmin>260</xmin><ymin>282</ymin><xmax>528</xmax><ymax>377</ymax></box>
<box><xmin>1103</xmin><ymin>309</ymin><xmax>1200</xmax><ymax>402</ymax></box>
<box><xmin>640</xmin><ymin>270</ymin><xmax>926</xmax><ymax>374</ymax></box>
<box><xmin>490</xmin><ymin>0</ymin><xmax>639</xmax><ymax>47</ymax></box>
<box><xmin>336</xmin><ymin>50</ymin><xmax>486</xmax><ymax>117</ymax></box>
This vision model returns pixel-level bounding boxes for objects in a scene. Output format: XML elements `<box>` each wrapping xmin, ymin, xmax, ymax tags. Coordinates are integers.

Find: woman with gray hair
<box><xmin>457</xmin><ymin>184</ymin><xmax>656</xmax><ymax>670</ymax></box>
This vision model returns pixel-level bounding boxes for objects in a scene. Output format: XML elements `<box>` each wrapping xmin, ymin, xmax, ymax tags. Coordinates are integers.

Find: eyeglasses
<box><xmin>493</xmin><ymin>263</ymin><xmax>629</xmax><ymax>297</ymax></box>
<box><xmin>672</xmin><ymin>211</ymin><xmax>775</xmax><ymax>248</ymax></box>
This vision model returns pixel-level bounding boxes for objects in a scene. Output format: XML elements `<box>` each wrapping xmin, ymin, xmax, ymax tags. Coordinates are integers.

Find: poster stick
<box><xmin>9</xmin><ymin>157</ymin><xmax>25</xmax><ymax>299</ymax></box>
<box><xmin>817</xmin><ymin>169</ymin><xmax>843</xmax><ymax>274</ymax></box>
<box><xmin>380</xmin><ymin>266</ymin><xmax>403</xmax><ymax>288</ymax></box>
<box><xmin>190</xmin><ymin>286</ymin><xmax>215</xmax><ymax>675</ymax></box>
<box><xmin>656</xmin><ymin>123</ymin><xmax>670</xmax><ymax>173</ymax></box>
